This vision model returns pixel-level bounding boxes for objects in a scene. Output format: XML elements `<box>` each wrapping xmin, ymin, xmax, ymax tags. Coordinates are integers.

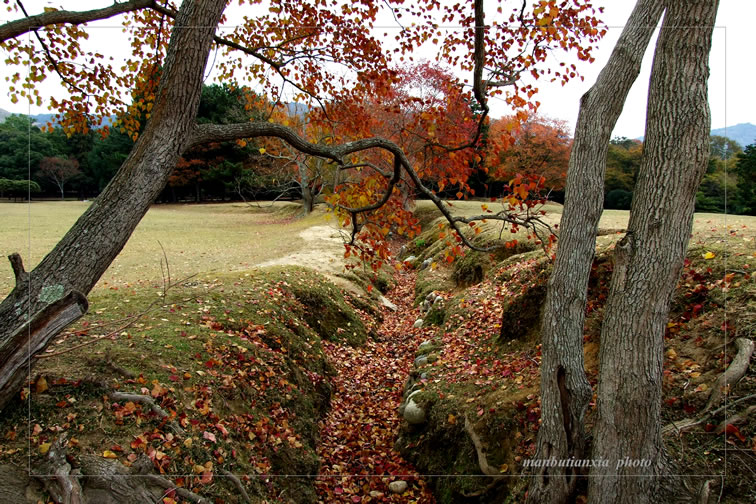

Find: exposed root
<box><xmin>704</xmin><ymin>338</ymin><xmax>754</xmax><ymax>412</ymax></box>
<box><xmin>220</xmin><ymin>469</ymin><xmax>252</xmax><ymax>503</ymax></box>
<box><xmin>663</xmin><ymin>393</ymin><xmax>756</xmax><ymax>436</ymax></box>
<box><xmin>715</xmin><ymin>405</ymin><xmax>756</xmax><ymax>434</ymax></box>
<box><xmin>37</xmin><ymin>434</ymin><xmax>84</xmax><ymax>504</ymax></box>
<box><xmin>109</xmin><ymin>391</ymin><xmax>184</xmax><ymax>435</ymax></box>
<box><xmin>463</xmin><ymin>415</ymin><xmax>505</xmax><ymax>478</ymax></box>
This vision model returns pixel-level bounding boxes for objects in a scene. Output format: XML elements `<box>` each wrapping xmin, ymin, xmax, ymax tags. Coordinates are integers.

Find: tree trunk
<box><xmin>588</xmin><ymin>1</ymin><xmax>719</xmax><ymax>502</ymax></box>
<box><xmin>0</xmin><ymin>0</ymin><xmax>227</xmax><ymax>411</ymax></box>
<box><xmin>526</xmin><ymin>2</ymin><xmax>664</xmax><ymax>502</ymax></box>
<box><xmin>299</xmin><ymin>160</ymin><xmax>313</xmax><ymax>214</ymax></box>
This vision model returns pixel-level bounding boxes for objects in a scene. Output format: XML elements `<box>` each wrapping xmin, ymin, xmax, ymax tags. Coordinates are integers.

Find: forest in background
<box><xmin>2</xmin><ymin>83</ymin><xmax>753</xmax><ymax>215</ymax></box>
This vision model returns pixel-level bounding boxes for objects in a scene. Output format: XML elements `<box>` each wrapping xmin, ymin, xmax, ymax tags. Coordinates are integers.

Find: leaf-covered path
<box><xmin>315</xmin><ymin>272</ymin><xmax>436</xmax><ymax>503</ymax></box>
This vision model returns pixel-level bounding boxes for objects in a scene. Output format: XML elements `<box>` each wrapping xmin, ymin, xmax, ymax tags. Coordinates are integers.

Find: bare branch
<box><xmin>7</xmin><ymin>253</ymin><xmax>28</xmax><ymax>285</ymax></box>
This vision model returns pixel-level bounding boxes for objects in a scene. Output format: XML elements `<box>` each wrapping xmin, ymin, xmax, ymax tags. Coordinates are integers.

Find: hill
<box><xmin>711</xmin><ymin>122</ymin><xmax>756</xmax><ymax>149</ymax></box>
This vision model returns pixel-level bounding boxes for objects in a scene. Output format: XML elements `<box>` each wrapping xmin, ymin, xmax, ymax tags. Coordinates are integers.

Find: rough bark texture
<box><xmin>526</xmin><ymin>1</ymin><xmax>664</xmax><ymax>502</ymax></box>
<box><xmin>0</xmin><ymin>0</ymin><xmax>228</xmax><ymax>410</ymax></box>
<box><xmin>588</xmin><ymin>1</ymin><xmax>720</xmax><ymax>502</ymax></box>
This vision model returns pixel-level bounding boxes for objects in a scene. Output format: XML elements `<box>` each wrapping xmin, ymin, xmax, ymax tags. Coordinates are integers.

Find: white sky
<box><xmin>0</xmin><ymin>1</ymin><xmax>753</xmax><ymax>139</ymax></box>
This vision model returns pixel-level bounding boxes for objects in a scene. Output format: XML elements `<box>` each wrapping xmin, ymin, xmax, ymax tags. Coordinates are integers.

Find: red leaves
<box><xmin>315</xmin><ymin>273</ymin><xmax>433</xmax><ymax>502</ymax></box>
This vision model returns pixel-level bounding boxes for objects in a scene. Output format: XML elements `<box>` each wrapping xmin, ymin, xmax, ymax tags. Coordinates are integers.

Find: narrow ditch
<box><xmin>314</xmin><ymin>271</ymin><xmax>436</xmax><ymax>503</ymax></box>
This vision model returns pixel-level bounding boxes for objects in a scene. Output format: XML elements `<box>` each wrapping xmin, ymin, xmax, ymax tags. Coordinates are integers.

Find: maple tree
<box><xmin>487</xmin><ymin>113</ymin><xmax>572</xmax><ymax>193</ymax></box>
<box><xmin>0</xmin><ymin>0</ymin><xmax>604</xmax><ymax>407</ymax></box>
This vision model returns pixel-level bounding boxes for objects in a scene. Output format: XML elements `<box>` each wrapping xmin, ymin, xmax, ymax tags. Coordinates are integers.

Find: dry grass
<box><xmin>0</xmin><ymin>200</ymin><xmax>332</xmax><ymax>296</ymax></box>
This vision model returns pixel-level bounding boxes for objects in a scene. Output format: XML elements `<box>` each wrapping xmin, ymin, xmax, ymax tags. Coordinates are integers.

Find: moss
<box><xmin>257</xmin><ymin>266</ymin><xmax>370</xmax><ymax>346</ymax></box>
<box><xmin>395</xmin><ymin>382</ymin><xmax>527</xmax><ymax>503</ymax></box>
<box><xmin>451</xmin><ymin>251</ymin><xmax>489</xmax><ymax>286</ymax></box>
<box><xmin>38</xmin><ymin>284</ymin><xmax>65</xmax><ymax>303</ymax></box>
<box><xmin>424</xmin><ymin>305</ymin><xmax>446</xmax><ymax>327</ymax></box>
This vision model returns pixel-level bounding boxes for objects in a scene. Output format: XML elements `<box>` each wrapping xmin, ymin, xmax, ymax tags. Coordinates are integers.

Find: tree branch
<box><xmin>7</xmin><ymin>253</ymin><xmax>28</xmax><ymax>285</ymax></box>
<box><xmin>0</xmin><ymin>0</ymin><xmax>155</xmax><ymax>43</ymax></box>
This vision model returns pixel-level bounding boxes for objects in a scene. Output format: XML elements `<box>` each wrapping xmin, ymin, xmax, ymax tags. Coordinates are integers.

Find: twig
<box><xmin>158</xmin><ymin>240</ymin><xmax>171</xmax><ymax>298</ymax></box>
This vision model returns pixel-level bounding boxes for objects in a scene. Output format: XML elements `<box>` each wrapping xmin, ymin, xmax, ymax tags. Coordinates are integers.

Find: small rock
<box><xmin>413</xmin><ymin>318</ymin><xmax>423</xmax><ymax>328</ymax></box>
<box><xmin>405</xmin><ymin>255</ymin><xmax>417</xmax><ymax>263</ymax></box>
<box><xmin>421</xmin><ymin>300</ymin><xmax>431</xmax><ymax>312</ymax></box>
<box><xmin>420</xmin><ymin>258</ymin><xmax>432</xmax><ymax>270</ymax></box>
<box><xmin>414</xmin><ymin>355</ymin><xmax>428</xmax><ymax>366</ymax></box>
<box><xmin>399</xmin><ymin>245</ymin><xmax>407</xmax><ymax>257</ymax></box>
<box><xmin>370</xmin><ymin>490</ymin><xmax>385</xmax><ymax>498</ymax></box>
<box><xmin>426</xmin><ymin>291</ymin><xmax>436</xmax><ymax>302</ymax></box>
<box><xmin>404</xmin><ymin>399</ymin><xmax>426</xmax><ymax>424</ymax></box>
<box><xmin>379</xmin><ymin>294</ymin><xmax>397</xmax><ymax>311</ymax></box>
<box><xmin>418</xmin><ymin>340</ymin><xmax>433</xmax><ymax>352</ymax></box>
<box><xmin>420</xmin><ymin>372</ymin><xmax>428</xmax><ymax>380</ymax></box>
<box><xmin>434</xmin><ymin>295</ymin><xmax>443</xmax><ymax>305</ymax></box>
<box><xmin>389</xmin><ymin>480</ymin><xmax>408</xmax><ymax>494</ymax></box>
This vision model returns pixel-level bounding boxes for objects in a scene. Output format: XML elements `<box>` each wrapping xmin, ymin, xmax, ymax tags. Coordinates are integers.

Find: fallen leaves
<box><xmin>315</xmin><ymin>272</ymin><xmax>434</xmax><ymax>502</ymax></box>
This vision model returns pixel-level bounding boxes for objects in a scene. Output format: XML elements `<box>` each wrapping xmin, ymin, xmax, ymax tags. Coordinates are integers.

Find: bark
<box><xmin>526</xmin><ymin>1</ymin><xmax>665</xmax><ymax>502</ymax></box>
<box><xmin>0</xmin><ymin>0</ymin><xmax>227</xmax><ymax>411</ymax></box>
<box><xmin>299</xmin><ymin>160</ymin><xmax>314</xmax><ymax>215</ymax></box>
<box><xmin>588</xmin><ymin>1</ymin><xmax>720</xmax><ymax>502</ymax></box>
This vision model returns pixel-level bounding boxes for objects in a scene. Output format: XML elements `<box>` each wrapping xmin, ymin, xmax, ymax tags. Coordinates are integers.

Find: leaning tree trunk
<box><xmin>588</xmin><ymin>1</ymin><xmax>719</xmax><ymax>502</ymax></box>
<box><xmin>0</xmin><ymin>0</ymin><xmax>227</xmax><ymax>411</ymax></box>
<box><xmin>526</xmin><ymin>1</ymin><xmax>664</xmax><ymax>502</ymax></box>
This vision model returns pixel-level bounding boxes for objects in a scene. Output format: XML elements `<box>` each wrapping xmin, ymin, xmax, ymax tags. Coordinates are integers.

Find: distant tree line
<box><xmin>1</xmin><ymin>84</ymin><xmax>754</xmax><ymax>214</ymax></box>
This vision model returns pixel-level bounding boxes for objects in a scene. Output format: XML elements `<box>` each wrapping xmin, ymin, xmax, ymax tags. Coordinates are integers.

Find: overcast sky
<box><xmin>522</xmin><ymin>1</ymin><xmax>754</xmax><ymax>139</ymax></box>
<box><xmin>0</xmin><ymin>1</ymin><xmax>752</xmax><ymax>139</ymax></box>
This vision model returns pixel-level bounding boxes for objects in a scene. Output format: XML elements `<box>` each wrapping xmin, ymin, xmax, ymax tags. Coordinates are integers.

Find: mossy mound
<box><xmin>0</xmin><ymin>266</ymin><xmax>381</xmax><ymax>504</ymax></box>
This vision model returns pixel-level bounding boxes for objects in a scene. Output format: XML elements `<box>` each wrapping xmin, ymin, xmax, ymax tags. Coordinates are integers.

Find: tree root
<box><xmin>220</xmin><ymin>469</ymin><xmax>252</xmax><ymax>503</ymax></box>
<box><xmin>715</xmin><ymin>404</ymin><xmax>756</xmax><ymax>434</ymax></box>
<box><xmin>23</xmin><ymin>436</ymin><xmax>214</xmax><ymax>504</ymax></box>
<box><xmin>109</xmin><ymin>391</ymin><xmax>184</xmax><ymax>435</ymax></box>
<box><xmin>663</xmin><ymin>393</ymin><xmax>756</xmax><ymax>436</ymax></box>
<box><xmin>704</xmin><ymin>338</ymin><xmax>754</xmax><ymax>412</ymax></box>
<box><xmin>37</xmin><ymin>434</ymin><xmax>84</xmax><ymax>504</ymax></box>
<box><xmin>463</xmin><ymin>415</ymin><xmax>505</xmax><ymax>478</ymax></box>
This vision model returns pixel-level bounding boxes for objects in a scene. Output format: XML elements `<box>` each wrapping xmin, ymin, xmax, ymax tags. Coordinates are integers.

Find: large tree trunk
<box><xmin>526</xmin><ymin>2</ymin><xmax>664</xmax><ymax>502</ymax></box>
<box><xmin>587</xmin><ymin>1</ymin><xmax>719</xmax><ymax>502</ymax></box>
<box><xmin>0</xmin><ymin>0</ymin><xmax>227</xmax><ymax>411</ymax></box>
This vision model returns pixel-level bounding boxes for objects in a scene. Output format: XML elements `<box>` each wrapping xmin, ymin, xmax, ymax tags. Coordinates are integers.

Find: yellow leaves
<box><xmin>703</xmin><ymin>251</ymin><xmax>716</xmax><ymax>260</ymax></box>
<box><xmin>35</xmin><ymin>376</ymin><xmax>48</xmax><ymax>394</ymax></box>
<box><xmin>258</xmin><ymin>147</ymin><xmax>266</xmax><ymax>154</ymax></box>
<box><xmin>499</xmin><ymin>463</ymin><xmax>509</xmax><ymax>473</ymax></box>
<box><xmin>102</xmin><ymin>450</ymin><xmax>118</xmax><ymax>459</ymax></box>
<box><xmin>447</xmin><ymin>414</ymin><xmax>456</xmax><ymax>425</ymax></box>
<box><xmin>39</xmin><ymin>442</ymin><xmax>51</xmax><ymax>455</ymax></box>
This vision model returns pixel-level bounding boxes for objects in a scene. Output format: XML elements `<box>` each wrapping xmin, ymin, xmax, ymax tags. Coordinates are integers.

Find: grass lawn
<box><xmin>0</xmin><ymin>200</ymin><xmax>333</xmax><ymax>297</ymax></box>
